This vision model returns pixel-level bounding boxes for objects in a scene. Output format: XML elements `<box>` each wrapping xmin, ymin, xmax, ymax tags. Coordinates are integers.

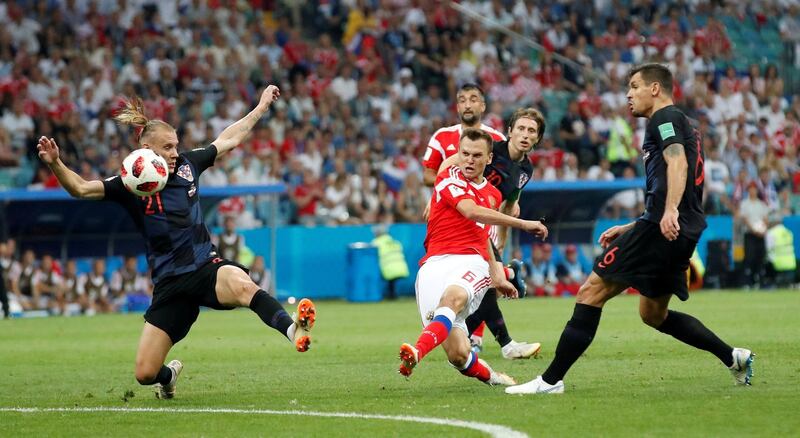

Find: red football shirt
<box><xmin>422</xmin><ymin>123</ymin><xmax>506</xmax><ymax>172</ymax></box>
<box><xmin>421</xmin><ymin>165</ymin><xmax>502</xmax><ymax>264</ymax></box>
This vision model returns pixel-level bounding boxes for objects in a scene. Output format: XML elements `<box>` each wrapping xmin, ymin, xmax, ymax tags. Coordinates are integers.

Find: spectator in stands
<box><xmin>80</xmin><ymin>258</ymin><xmax>112</xmax><ymax>314</ymax></box>
<box><xmin>214</xmin><ymin>215</ymin><xmax>245</xmax><ymax>263</ymax></box>
<box><xmin>33</xmin><ymin>254</ymin><xmax>61</xmax><ymax>313</ymax></box>
<box><xmin>0</xmin><ymin>241</ymin><xmax>8</xmax><ymax>318</ymax></box>
<box><xmin>109</xmin><ymin>256</ymin><xmax>151</xmax><ymax>312</ymax></box>
<box><xmin>60</xmin><ymin>259</ymin><xmax>82</xmax><ymax>316</ymax></box>
<box><xmin>556</xmin><ymin>245</ymin><xmax>587</xmax><ymax>296</ymax></box>
<box><xmin>527</xmin><ymin>243</ymin><xmax>558</xmax><ymax>297</ymax></box>
<box><xmin>605</xmin><ymin>166</ymin><xmax>644</xmax><ymax>219</ymax></box>
<box><xmin>704</xmin><ymin>139</ymin><xmax>733</xmax><ymax>214</ymax></box>
<box><xmin>738</xmin><ymin>182</ymin><xmax>770</xmax><ymax>288</ymax></box>
<box><xmin>395</xmin><ymin>172</ymin><xmax>427</xmax><ymax>223</ymax></box>
<box><xmin>249</xmin><ymin>255</ymin><xmax>273</xmax><ymax>297</ymax></box>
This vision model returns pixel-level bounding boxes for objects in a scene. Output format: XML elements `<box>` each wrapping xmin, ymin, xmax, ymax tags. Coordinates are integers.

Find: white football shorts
<box><xmin>415</xmin><ymin>254</ymin><xmax>492</xmax><ymax>334</ymax></box>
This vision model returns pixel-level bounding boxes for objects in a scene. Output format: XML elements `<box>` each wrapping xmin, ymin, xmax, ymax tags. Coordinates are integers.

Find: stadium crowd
<box><xmin>1</xmin><ymin>1</ymin><xmax>800</xmax><ymax>315</ymax></box>
<box><xmin>0</xmin><ymin>1</ymin><xmax>799</xmax><ymax>227</ymax></box>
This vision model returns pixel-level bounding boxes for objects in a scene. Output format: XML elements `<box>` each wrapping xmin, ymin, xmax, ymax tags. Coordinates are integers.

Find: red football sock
<box><xmin>459</xmin><ymin>352</ymin><xmax>491</xmax><ymax>382</ymax></box>
<box><xmin>472</xmin><ymin>321</ymin><xmax>486</xmax><ymax>338</ymax></box>
<box><xmin>415</xmin><ymin>315</ymin><xmax>452</xmax><ymax>360</ymax></box>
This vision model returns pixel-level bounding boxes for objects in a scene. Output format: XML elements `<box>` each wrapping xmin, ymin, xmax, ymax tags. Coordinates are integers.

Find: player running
<box><xmin>36</xmin><ymin>85</ymin><xmax>316</xmax><ymax>399</ymax></box>
<box><xmin>506</xmin><ymin>64</ymin><xmax>754</xmax><ymax>395</ymax></box>
<box><xmin>398</xmin><ymin>128</ymin><xmax>548</xmax><ymax>386</ymax></box>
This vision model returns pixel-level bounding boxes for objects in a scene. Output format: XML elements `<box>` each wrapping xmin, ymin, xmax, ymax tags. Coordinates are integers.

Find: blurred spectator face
<box><xmin>456</xmin><ymin>88</ymin><xmax>486</xmax><ymax>126</ymax></box>
<box><xmin>41</xmin><ymin>255</ymin><xmax>53</xmax><ymax>272</ymax></box>
<box><xmin>22</xmin><ymin>250</ymin><xmax>35</xmax><ymax>266</ymax></box>
<box><xmin>125</xmin><ymin>257</ymin><xmax>137</xmax><ymax>272</ymax></box>
<box><xmin>508</xmin><ymin>116</ymin><xmax>540</xmax><ymax>156</ymax></box>
<box><xmin>566</xmin><ymin>245</ymin><xmax>578</xmax><ymax>262</ymax></box>
<box><xmin>532</xmin><ymin>245</ymin><xmax>543</xmax><ymax>262</ymax></box>
<box><xmin>252</xmin><ymin>255</ymin><xmax>265</xmax><ymax>271</ymax></box>
<box><xmin>93</xmin><ymin>259</ymin><xmax>105</xmax><ymax>275</ymax></box>
<box><xmin>224</xmin><ymin>215</ymin><xmax>236</xmax><ymax>233</ymax></box>
<box><xmin>66</xmin><ymin>260</ymin><xmax>77</xmax><ymax>277</ymax></box>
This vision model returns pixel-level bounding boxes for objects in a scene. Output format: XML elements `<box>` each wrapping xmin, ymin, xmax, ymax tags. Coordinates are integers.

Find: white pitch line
<box><xmin>0</xmin><ymin>406</ymin><xmax>529</xmax><ymax>438</ymax></box>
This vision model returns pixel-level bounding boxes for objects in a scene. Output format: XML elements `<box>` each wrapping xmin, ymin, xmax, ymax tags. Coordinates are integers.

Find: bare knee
<box><xmin>217</xmin><ymin>266</ymin><xmax>259</xmax><ymax>307</ymax></box>
<box><xmin>576</xmin><ymin>273</ymin><xmax>624</xmax><ymax>307</ymax></box>
<box><xmin>640</xmin><ymin>307</ymin><xmax>668</xmax><ymax>328</ymax></box>
<box><xmin>135</xmin><ymin>361</ymin><xmax>160</xmax><ymax>385</ymax></box>
<box><xmin>445</xmin><ymin>343</ymin><xmax>471</xmax><ymax>368</ymax></box>
<box><xmin>438</xmin><ymin>286</ymin><xmax>468</xmax><ymax>313</ymax></box>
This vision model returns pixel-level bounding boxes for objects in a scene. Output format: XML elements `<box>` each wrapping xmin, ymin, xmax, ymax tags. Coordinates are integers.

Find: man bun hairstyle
<box><xmin>114</xmin><ymin>97</ymin><xmax>173</xmax><ymax>144</ymax></box>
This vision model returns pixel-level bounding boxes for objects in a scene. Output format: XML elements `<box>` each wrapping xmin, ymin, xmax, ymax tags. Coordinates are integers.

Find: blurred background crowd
<box><xmin>2</xmin><ymin>0</ymin><xmax>800</xmax><ymax>315</ymax></box>
<box><xmin>2</xmin><ymin>0</ymin><xmax>800</xmax><ymax>227</ymax></box>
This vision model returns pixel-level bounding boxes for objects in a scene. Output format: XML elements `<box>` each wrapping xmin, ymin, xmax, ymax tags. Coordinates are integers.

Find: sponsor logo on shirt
<box><xmin>446</xmin><ymin>144</ymin><xmax>457</xmax><ymax>151</ymax></box>
<box><xmin>188</xmin><ymin>184</ymin><xmax>197</xmax><ymax>197</ymax></box>
<box><xmin>176</xmin><ymin>164</ymin><xmax>194</xmax><ymax>182</ymax></box>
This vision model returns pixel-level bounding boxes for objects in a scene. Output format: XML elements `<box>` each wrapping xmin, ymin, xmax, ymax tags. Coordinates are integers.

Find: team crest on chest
<box><xmin>518</xmin><ymin>173</ymin><xmax>529</xmax><ymax>188</ymax></box>
<box><xmin>176</xmin><ymin>164</ymin><xmax>194</xmax><ymax>182</ymax></box>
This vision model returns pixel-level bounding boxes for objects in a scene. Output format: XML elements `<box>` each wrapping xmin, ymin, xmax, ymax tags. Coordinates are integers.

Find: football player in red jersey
<box><xmin>398</xmin><ymin>128</ymin><xmax>547</xmax><ymax>386</ymax></box>
<box><xmin>423</xmin><ymin>84</ymin><xmax>540</xmax><ymax>359</ymax></box>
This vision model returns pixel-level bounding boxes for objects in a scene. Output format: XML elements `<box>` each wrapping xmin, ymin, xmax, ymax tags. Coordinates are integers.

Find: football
<box><xmin>121</xmin><ymin>148</ymin><xmax>169</xmax><ymax>197</ymax></box>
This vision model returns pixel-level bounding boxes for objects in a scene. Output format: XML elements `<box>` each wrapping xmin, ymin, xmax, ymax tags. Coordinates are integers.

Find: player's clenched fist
<box><xmin>521</xmin><ymin>220</ymin><xmax>548</xmax><ymax>239</ymax></box>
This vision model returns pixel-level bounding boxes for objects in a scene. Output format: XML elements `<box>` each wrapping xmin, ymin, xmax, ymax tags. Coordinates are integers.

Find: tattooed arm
<box><xmin>661</xmin><ymin>142</ymin><xmax>687</xmax><ymax>241</ymax></box>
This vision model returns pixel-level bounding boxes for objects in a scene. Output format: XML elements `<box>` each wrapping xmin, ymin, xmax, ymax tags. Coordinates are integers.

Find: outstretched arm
<box><xmin>455</xmin><ymin>198</ymin><xmax>548</xmax><ymax>239</ymax></box>
<box><xmin>661</xmin><ymin>142</ymin><xmax>688</xmax><ymax>241</ymax></box>
<box><xmin>37</xmin><ymin>137</ymin><xmax>105</xmax><ymax>200</ymax></box>
<box><xmin>213</xmin><ymin>85</ymin><xmax>280</xmax><ymax>159</ymax></box>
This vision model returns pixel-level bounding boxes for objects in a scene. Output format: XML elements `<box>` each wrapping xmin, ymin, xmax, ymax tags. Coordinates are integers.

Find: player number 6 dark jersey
<box><xmin>640</xmin><ymin>105</ymin><xmax>706</xmax><ymax>241</ymax></box>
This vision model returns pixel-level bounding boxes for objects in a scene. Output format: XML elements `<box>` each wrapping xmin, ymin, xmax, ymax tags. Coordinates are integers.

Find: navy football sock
<box><xmin>657</xmin><ymin>310</ymin><xmax>734</xmax><ymax>367</ymax></box>
<box><xmin>542</xmin><ymin>303</ymin><xmax>602</xmax><ymax>385</ymax></box>
<box><xmin>249</xmin><ymin>289</ymin><xmax>294</xmax><ymax>338</ymax></box>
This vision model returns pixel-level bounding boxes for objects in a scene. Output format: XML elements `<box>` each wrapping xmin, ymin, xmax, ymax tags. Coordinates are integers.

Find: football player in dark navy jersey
<box><xmin>36</xmin><ymin>85</ymin><xmax>317</xmax><ymax>400</ymax></box>
<box><xmin>438</xmin><ymin>108</ymin><xmax>546</xmax><ymax>360</ymax></box>
<box><xmin>507</xmin><ymin>64</ymin><xmax>754</xmax><ymax>395</ymax></box>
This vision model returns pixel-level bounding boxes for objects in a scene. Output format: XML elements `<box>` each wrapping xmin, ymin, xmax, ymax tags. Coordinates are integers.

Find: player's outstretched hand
<box><xmin>37</xmin><ymin>136</ymin><xmax>60</xmax><ymax>165</ymax></box>
<box><xmin>660</xmin><ymin>208</ymin><xmax>680</xmax><ymax>241</ymax></box>
<box><xmin>494</xmin><ymin>278</ymin><xmax>518</xmax><ymax>299</ymax></box>
<box><xmin>522</xmin><ymin>220</ymin><xmax>548</xmax><ymax>240</ymax></box>
<box><xmin>258</xmin><ymin>85</ymin><xmax>281</xmax><ymax>109</ymax></box>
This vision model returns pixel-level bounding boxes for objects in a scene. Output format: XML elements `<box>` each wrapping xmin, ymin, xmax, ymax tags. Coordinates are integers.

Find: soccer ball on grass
<box><xmin>121</xmin><ymin>148</ymin><xmax>168</xmax><ymax>197</ymax></box>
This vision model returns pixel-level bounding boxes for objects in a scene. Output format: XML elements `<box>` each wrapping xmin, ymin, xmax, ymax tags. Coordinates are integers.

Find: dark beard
<box><xmin>460</xmin><ymin>112</ymin><xmax>479</xmax><ymax>126</ymax></box>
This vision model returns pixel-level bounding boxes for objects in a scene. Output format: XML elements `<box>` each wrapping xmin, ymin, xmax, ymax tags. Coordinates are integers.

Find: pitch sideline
<box><xmin>0</xmin><ymin>406</ymin><xmax>529</xmax><ymax>438</ymax></box>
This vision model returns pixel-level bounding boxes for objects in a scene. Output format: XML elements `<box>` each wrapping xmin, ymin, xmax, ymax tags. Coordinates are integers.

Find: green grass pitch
<box><xmin>1</xmin><ymin>290</ymin><xmax>798</xmax><ymax>437</ymax></box>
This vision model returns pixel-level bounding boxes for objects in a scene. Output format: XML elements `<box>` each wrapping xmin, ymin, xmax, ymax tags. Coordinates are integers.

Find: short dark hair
<box><xmin>460</xmin><ymin>128</ymin><xmax>493</xmax><ymax>152</ymax></box>
<box><xmin>508</xmin><ymin>107</ymin><xmax>546</xmax><ymax>144</ymax></box>
<box><xmin>457</xmin><ymin>83</ymin><xmax>485</xmax><ymax>99</ymax></box>
<box><xmin>628</xmin><ymin>63</ymin><xmax>673</xmax><ymax>95</ymax></box>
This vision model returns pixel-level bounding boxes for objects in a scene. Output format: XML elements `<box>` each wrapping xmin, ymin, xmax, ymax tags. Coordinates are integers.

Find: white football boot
<box><xmin>729</xmin><ymin>348</ymin><xmax>755</xmax><ymax>386</ymax></box>
<box><xmin>505</xmin><ymin>375</ymin><xmax>564</xmax><ymax>395</ymax></box>
<box><xmin>155</xmin><ymin>359</ymin><xmax>183</xmax><ymax>399</ymax></box>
